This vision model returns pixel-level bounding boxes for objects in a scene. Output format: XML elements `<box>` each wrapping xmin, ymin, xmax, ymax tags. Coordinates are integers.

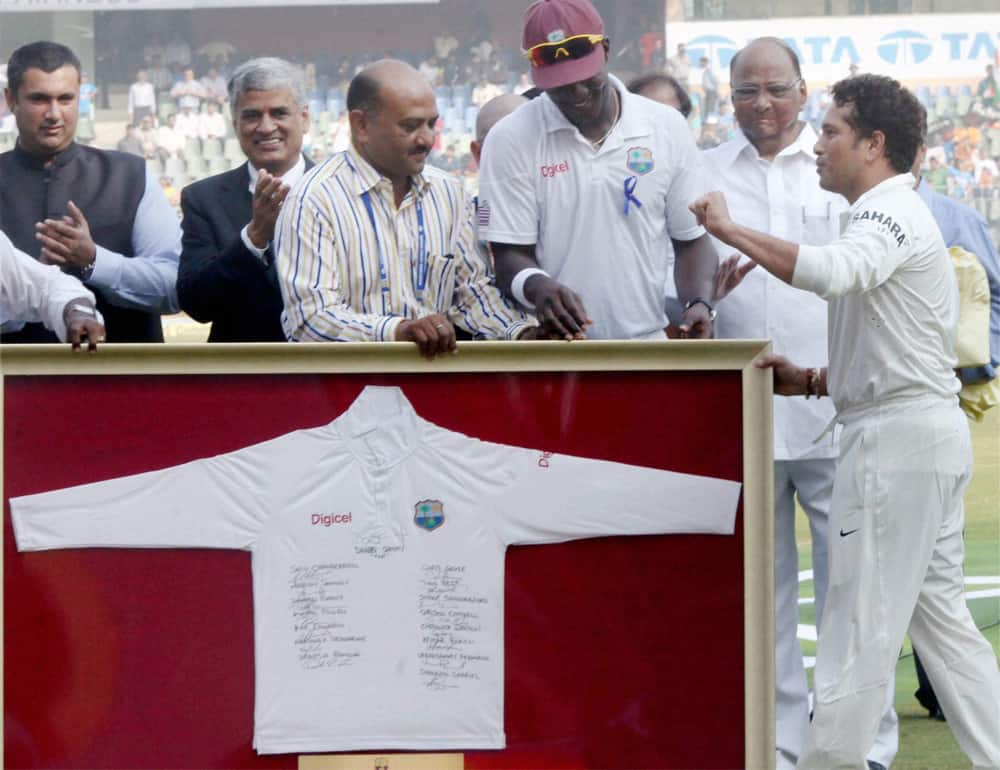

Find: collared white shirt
<box><xmin>11</xmin><ymin>386</ymin><xmax>742</xmax><ymax>754</ymax></box>
<box><xmin>127</xmin><ymin>80</ymin><xmax>156</xmax><ymax>114</ymax></box>
<box><xmin>156</xmin><ymin>124</ymin><xmax>184</xmax><ymax>155</ymax></box>
<box><xmin>276</xmin><ymin>146</ymin><xmax>534</xmax><ymax>342</ymax></box>
<box><xmin>0</xmin><ymin>230</ymin><xmax>95</xmax><ymax>341</ymax></box>
<box><xmin>703</xmin><ymin>124</ymin><xmax>847</xmax><ymax>460</ymax></box>
<box><xmin>478</xmin><ymin>75</ymin><xmax>707</xmax><ymax>341</ymax></box>
<box><xmin>794</xmin><ymin>173</ymin><xmax>961</xmax><ymax>416</ymax></box>
<box><xmin>174</xmin><ymin>111</ymin><xmax>200</xmax><ymax>141</ymax></box>
<box><xmin>240</xmin><ymin>156</ymin><xmax>307</xmax><ymax>262</ymax></box>
<box><xmin>198</xmin><ymin>111</ymin><xmax>228</xmax><ymax>140</ymax></box>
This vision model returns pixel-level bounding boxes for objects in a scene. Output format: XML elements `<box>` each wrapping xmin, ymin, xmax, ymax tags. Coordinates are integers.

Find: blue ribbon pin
<box><xmin>624</xmin><ymin>175</ymin><xmax>643</xmax><ymax>216</ymax></box>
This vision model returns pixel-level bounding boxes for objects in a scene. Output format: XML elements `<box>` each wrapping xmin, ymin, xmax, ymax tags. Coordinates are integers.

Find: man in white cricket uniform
<box><xmin>702</xmin><ymin>39</ymin><xmax>896</xmax><ymax>770</ymax></box>
<box><xmin>10</xmin><ymin>385</ymin><xmax>742</xmax><ymax>755</ymax></box>
<box><xmin>478</xmin><ymin>0</ymin><xmax>718</xmax><ymax>341</ymax></box>
<box><xmin>692</xmin><ymin>74</ymin><xmax>1000</xmax><ymax>770</ymax></box>
<box><xmin>0</xmin><ymin>228</ymin><xmax>105</xmax><ymax>349</ymax></box>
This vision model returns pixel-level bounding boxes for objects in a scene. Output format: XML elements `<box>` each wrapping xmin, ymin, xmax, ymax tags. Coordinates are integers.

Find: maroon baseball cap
<box><xmin>522</xmin><ymin>0</ymin><xmax>606</xmax><ymax>90</ymax></box>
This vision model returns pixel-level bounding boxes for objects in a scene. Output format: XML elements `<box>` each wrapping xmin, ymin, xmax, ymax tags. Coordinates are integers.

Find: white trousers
<box><xmin>798</xmin><ymin>401</ymin><xmax>1000</xmax><ymax>770</ymax></box>
<box><xmin>774</xmin><ymin>459</ymin><xmax>832</xmax><ymax>770</ymax></box>
<box><xmin>773</xmin><ymin>460</ymin><xmax>898</xmax><ymax>770</ymax></box>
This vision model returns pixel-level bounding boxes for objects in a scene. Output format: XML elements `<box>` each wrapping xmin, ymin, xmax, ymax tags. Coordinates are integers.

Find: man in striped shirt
<box><xmin>275</xmin><ymin>60</ymin><xmax>536</xmax><ymax>356</ymax></box>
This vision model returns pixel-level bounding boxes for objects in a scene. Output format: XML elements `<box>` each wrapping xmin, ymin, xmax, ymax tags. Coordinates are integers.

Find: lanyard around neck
<box><xmin>353</xmin><ymin>166</ymin><xmax>429</xmax><ymax>313</ymax></box>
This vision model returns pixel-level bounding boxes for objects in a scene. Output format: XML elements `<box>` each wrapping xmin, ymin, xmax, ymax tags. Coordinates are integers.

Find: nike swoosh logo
<box><xmin>840</xmin><ymin>528</ymin><xmax>860</xmax><ymax>537</ymax></box>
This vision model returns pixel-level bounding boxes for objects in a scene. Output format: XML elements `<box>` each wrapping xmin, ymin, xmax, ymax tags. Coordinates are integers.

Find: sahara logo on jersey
<box><xmin>414</xmin><ymin>499</ymin><xmax>445</xmax><ymax>531</ymax></box>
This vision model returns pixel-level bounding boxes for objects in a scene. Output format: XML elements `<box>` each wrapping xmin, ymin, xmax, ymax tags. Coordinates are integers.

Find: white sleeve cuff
<box><xmin>510</xmin><ymin>268</ymin><xmax>549</xmax><ymax>309</ymax></box>
<box><xmin>240</xmin><ymin>225</ymin><xmax>270</xmax><ymax>264</ymax></box>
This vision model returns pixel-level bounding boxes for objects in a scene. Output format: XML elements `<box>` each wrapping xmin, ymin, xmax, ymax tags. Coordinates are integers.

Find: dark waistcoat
<box><xmin>0</xmin><ymin>142</ymin><xmax>163</xmax><ymax>343</ymax></box>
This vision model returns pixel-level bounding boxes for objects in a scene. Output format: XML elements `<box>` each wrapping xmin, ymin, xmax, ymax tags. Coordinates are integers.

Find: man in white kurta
<box><xmin>11</xmin><ymin>385</ymin><xmax>742</xmax><ymax>755</ymax></box>
<box><xmin>692</xmin><ymin>74</ymin><xmax>1000</xmax><ymax>770</ymax></box>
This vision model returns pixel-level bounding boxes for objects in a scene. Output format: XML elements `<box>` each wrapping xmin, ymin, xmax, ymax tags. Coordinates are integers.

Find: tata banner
<box><xmin>667</xmin><ymin>13</ymin><xmax>1000</xmax><ymax>83</ymax></box>
<box><xmin>0</xmin><ymin>0</ymin><xmax>436</xmax><ymax>9</ymax></box>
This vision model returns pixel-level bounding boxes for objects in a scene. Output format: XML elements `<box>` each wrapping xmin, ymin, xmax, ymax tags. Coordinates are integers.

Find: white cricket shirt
<box><xmin>477</xmin><ymin>76</ymin><xmax>707</xmax><ymax>340</ymax></box>
<box><xmin>11</xmin><ymin>386</ymin><xmax>741</xmax><ymax>755</ymax></box>
<box><xmin>793</xmin><ymin>174</ymin><xmax>961</xmax><ymax>416</ymax></box>
<box><xmin>0</xmin><ymin>230</ymin><xmax>96</xmax><ymax>341</ymax></box>
<box><xmin>703</xmin><ymin>126</ymin><xmax>847</xmax><ymax>460</ymax></box>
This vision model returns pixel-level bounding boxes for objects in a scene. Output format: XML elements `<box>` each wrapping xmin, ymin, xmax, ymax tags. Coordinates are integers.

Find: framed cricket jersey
<box><xmin>1</xmin><ymin>340</ymin><xmax>775</xmax><ymax>769</ymax></box>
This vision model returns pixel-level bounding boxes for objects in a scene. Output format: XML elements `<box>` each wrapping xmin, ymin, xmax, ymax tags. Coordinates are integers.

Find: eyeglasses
<box><xmin>731</xmin><ymin>78</ymin><xmax>802</xmax><ymax>102</ymax></box>
<box><xmin>523</xmin><ymin>34</ymin><xmax>606</xmax><ymax>68</ymax></box>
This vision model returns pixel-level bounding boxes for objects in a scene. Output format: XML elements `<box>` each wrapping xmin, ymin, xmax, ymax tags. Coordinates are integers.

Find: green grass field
<box><xmin>796</xmin><ymin>408</ymin><xmax>999</xmax><ymax>769</ymax></box>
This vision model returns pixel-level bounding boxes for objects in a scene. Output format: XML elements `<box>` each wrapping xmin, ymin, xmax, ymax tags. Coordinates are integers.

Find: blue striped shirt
<box><xmin>276</xmin><ymin>146</ymin><xmax>534</xmax><ymax>342</ymax></box>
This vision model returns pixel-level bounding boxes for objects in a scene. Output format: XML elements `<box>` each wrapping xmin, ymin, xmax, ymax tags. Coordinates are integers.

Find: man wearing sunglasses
<box><xmin>700</xmin><ymin>38</ymin><xmax>896</xmax><ymax>770</ymax></box>
<box><xmin>478</xmin><ymin>0</ymin><xmax>718</xmax><ymax>341</ymax></box>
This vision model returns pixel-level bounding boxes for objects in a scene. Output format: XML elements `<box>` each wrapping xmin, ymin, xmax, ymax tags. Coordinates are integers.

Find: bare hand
<box><xmin>63</xmin><ymin>302</ymin><xmax>106</xmax><ymax>352</ymax></box>
<box><xmin>35</xmin><ymin>201</ymin><xmax>97</xmax><ymax>273</ymax></box>
<box><xmin>395</xmin><ymin>313</ymin><xmax>457</xmax><ymax>359</ymax></box>
<box><xmin>247</xmin><ymin>170</ymin><xmax>290</xmax><ymax>249</ymax></box>
<box><xmin>689</xmin><ymin>191</ymin><xmax>735</xmax><ymax>241</ymax></box>
<box><xmin>754</xmin><ymin>353</ymin><xmax>807</xmax><ymax>396</ymax></box>
<box><xmin>525</xmin><ymin>275</ymin><xmax>592</xmax><ymax>341</ymax></box>
<box><xmin>713</xmin><ymin>252</ymin><xmax>758</xmax><ymax>302</ymax></box>
<box><xmin>678</xmin><ymin>302</ymin><xmax>714</xmax><ymax>339</ymax></box>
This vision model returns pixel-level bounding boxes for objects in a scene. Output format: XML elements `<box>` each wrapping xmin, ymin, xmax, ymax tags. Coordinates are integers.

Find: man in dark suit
<box><xmin>177</xmin><ymin>57</ymin><xmax>313</xmax><ymax>342</ymax></box>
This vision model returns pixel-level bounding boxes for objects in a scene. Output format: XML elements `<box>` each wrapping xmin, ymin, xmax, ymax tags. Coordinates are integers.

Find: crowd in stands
<box><xmin>3</xmin><ymin>35</ymin><xmax>998</xmax><ymax>234</ymax></box>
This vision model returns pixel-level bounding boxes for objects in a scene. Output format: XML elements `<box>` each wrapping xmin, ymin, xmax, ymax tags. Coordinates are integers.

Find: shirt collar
<box><xmin>334</xmin><ymin>386</ymin><xmax>423</xmax><ymax>469</ymax></box>
<box><xmin>246</xmin><ymin>154</ymin><xmax>306</xmax><ymax>195</ymax></box>
<box><xmin>344</xmin><ymin>143</ymin><xmax>430</xmax><ymax>200</ymax></box>
<box><xmin>914</xmin><ymin>176</ymin><xmax>934</xmax><ymax>204</ymax></box>
<box><xmin>539</xmin><ymin>74</ymin><xmax>650</xmax><ymax>142</ymax></box>
<box><xmin>850</xmin><ymin>172</ymin><xmax>916</xmax><ymax>211</ymax></box>
<box><xmin>12</xmin><ymin>140</ymin><xmax>80</xmax><ymax>171</ymax></box>
<box><xmin>713</xmin><ymin>121</ymin><xmax>818</xmax><ymax>169</ymax></box>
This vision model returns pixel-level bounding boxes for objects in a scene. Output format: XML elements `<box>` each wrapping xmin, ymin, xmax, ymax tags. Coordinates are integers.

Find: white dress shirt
<box><xmin>703</xmin><ymin>125</ymin><xmax>847</xmax><ymax>459</ymax></box>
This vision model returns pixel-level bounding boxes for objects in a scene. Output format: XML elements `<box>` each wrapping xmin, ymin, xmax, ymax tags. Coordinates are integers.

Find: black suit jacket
<box><xmin>177</xmin><ymin>158</ymin><xmax>312</xmax><ymax>342</ymax></box>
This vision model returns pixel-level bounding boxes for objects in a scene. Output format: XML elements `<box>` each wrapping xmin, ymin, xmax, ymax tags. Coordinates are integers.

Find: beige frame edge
<box><xmin>0</xmin><ymin>339</ymin><xmax>775</xmax><ymax>770</ymax></box>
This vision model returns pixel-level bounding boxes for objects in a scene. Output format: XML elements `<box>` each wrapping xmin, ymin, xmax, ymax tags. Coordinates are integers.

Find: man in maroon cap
<box><xmin>478</xmin><ymin>0</ymin><xmax>718</xmax><ymax>340</ymax></box>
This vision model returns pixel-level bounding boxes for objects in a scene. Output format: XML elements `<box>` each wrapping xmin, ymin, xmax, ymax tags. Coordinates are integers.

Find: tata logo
<box><xmin>686</xmin><ymin>35</ymin><xmax>739</xmax><ymax>69</ymax></box>
<box><xmin>538</xmin><ymin>451</ymin><xmax>554</xmax><ymax>468</ymax></box>
<box><xmin>878</xmin><ymin>30</ymin><xmax>933</xmax><ymax>65</ymax></box>
<box><xmin>541</xmin><ymin>160</ymin><xmax>570</xmax><ymax>178</ymax></box>
<box><xmin>312</xmin><ymin>512</ymin><xmax>352</xmax><ymax>526</ymax></box>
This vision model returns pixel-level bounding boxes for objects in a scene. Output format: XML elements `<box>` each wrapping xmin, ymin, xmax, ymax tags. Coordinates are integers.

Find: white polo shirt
<box><xmin>11</xmin><ymin>386</ymin><xmax>741</xmax><ymax>755</ymax></box>
<box><xmin>794</xmin><ymin>174</ymin><xmax>961</xmax><ymax>416</ymax></box>
<box><xmin>478</xmin><ymin>75</ymin><xmax>707</xmax><ymax>340</ymax></box>
<box><xmin>703</xmin><ymin>125</ymin><xmax>847</xmax><ymax>460</ymax></box>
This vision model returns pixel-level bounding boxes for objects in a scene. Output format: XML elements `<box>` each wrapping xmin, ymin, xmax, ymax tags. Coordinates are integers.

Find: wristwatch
<box><xmin>75</xmin><ymin>259</ymin><xmax>96</xmax><ymax>282</ymax></box>
<box><xmin>684</xmin><ymin>297</ymin><xmax>717</xmax><ymax>321</ymax></box>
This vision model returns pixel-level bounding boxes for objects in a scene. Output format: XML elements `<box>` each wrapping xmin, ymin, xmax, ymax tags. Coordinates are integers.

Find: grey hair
<box><xmin>227</xmin><ymin>57</ymin><xmax>307</xmax><ymax>108</ymax></box>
